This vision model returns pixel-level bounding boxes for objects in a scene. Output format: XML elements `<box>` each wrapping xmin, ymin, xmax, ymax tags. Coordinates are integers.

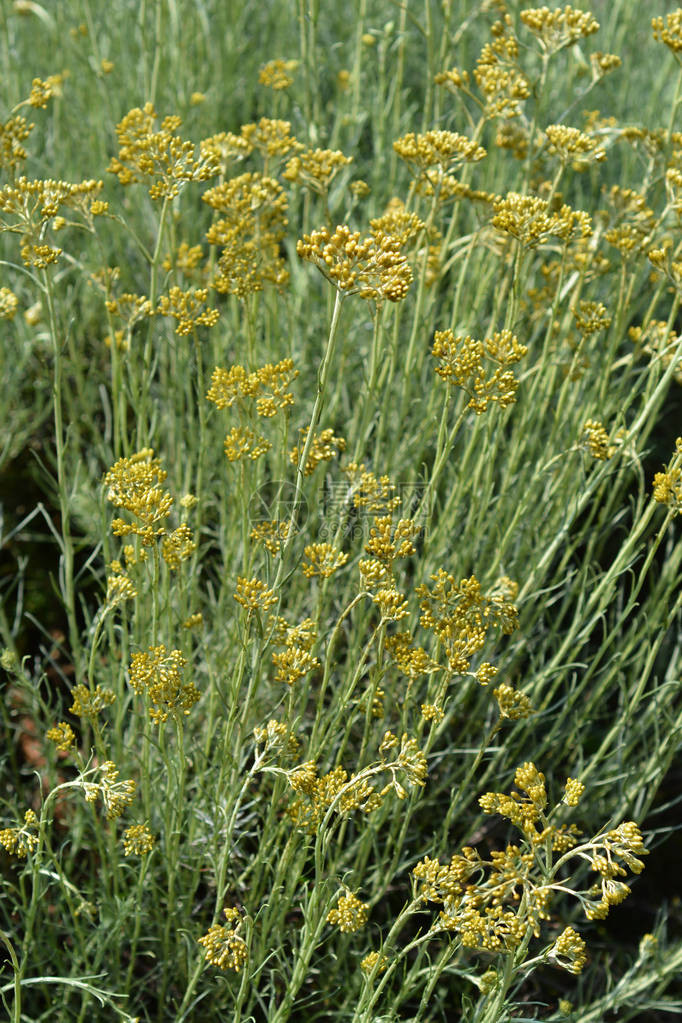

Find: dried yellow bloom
<box><xmin>653</xmin><ymin>438</ymin><xmax>682</xmax><ymax>514</ymax></box>
<box><xmin>360</xmin><ymin>951</ymin><xmax>388</xmax><ymax>974</ymax></box>
<box><xmin>272</xmin><ymin>644</ymin><xmax>320</xmax><ymax>686</ymax></box>
<box><xmin>206</xmin><ymin>364</ymin><xmax>259</xmax><ymax>408</ymax></box>
<box><xmin>122</xmin><ymin>823</ymin><xmax>155</xmax><ymax>855</ymax></box>
<box><xmin>493</xmin><ymin>683</ymin><xmax>533</xmax><ymax>719</ymax></box>
<box><xmin>0</xmin><ymin>809</ymin><xmax>39</xmax><ymax>857</ymax></box>
<box><xmin>183</xmin><ymin>612</ymin><xmax>203</xmax><ymax>629</ymax></box>
<box><xmin>372</xmin><ymin>587</ymin><xmax>409</xmax><ymax>621</ymax></box>
<box><xmin>582</xmin><ymin>419</ymin><xmax>615</xmax><ymax>460</ymax></box>
<box><xmin>630</xmin><ymin>320</ymin><xmax>682</xmax><ymax>385</ymax></box>
<box><xmin>370</xmin><ymin>198</ymin><xmax>425</xmax><ymax>248</ymax></box>
<box><xmin>301</xmin><ymin>543</ymin><xmax>348</xmax><ymax>578</ymax></box>
<box><xmin>343</xmin><ymin>463</ymin><xmax>401</xmax><ymax>514</ymax></box>
<box><xmin>520</xmin><ymin>6</ymin><xmax>599</xmax><ymax>54</ymax></box>
<box><xmin>474</xmin><ymin>18</ymin><xmax>530</xmax><ymax>118</ymax></box>
<box><xmin>297</xmin><ymin>223</ymin><xmax>413</xmax><ymax>302</ymax></box>
<box><xmin>258</xmin><ymin>58</ymin><xmax>298</xmax><ymax>90</ymax></box>
<box><xmin>0</xmin><ymin>177</ymin><xmax>103</xmax><ymax>266</ymax></box>
<box><xmin>254</xmin><ymin>358</ymin><xmax>298</xmax><ymax>417</ymax></box>
<box><xmin>364</xmin><ymin>515</ymin><xmax>420</xmax><ymax>566</ymax></box>
<box><xmin>69</xmin><ymin>684</ymin><xmax>115</xmax><ymax>720</ymax></box>
<box><xmin>104</xmin><ymin>449</ymin><xmax>173</xmax><ymax>545</ymax></box>
<box><xmin>552</xmin><ymin>926</ymin><xmax>587</xmax><ymax>973</ymax></box>
<box><xmin>431</xmin><ymin>328</ymin><xmax>527</xmax><ymax>413</ymax></box>
<box><xmin>28</xmin><ymin>73</ymin><xmax>65</xmax><ymax>108</ymax></box>
<box><xmin>163</xmin><ymin>241</ymin><xmax>205</xmax><ymax>276</ymax></box>
<box><xmin>105</xmin><ymin>573</ymin><xmax>137</xmax><ymax>606</ymax></box>
<box><xmin>198</xmin><ymin>908</ymin><xmax>248</xmax><ymax>971</ymax></box>
<box><xmin>545</xmin><ymin>124</ymin><xmax>606</xmax><ymax>168</ymax></box>
<box><xmin>283</xmin><ymin>147</ymin><xmax>352</xmax><ymax>194</ymax></box>
<box><xmin>234</xmin><ymin>576</ymin><xmax>277</xmax><ymax>612</ymax></box>
<box><xmin>492</xmin><ymin>192</ymin><xmax>592</xmax><ymax>248</ymax></box>
<box><xmin>573</xmin><ymin>300</ymin><xmax>611</xmax><ymax>335</ymax></box>
<box><xmin>393</xmin><ymin>130</ymin><xmax>486</xmax><ymax>172</ymax></box>
<box><xmin>199</xmin><ymin>131</ymin><xmax>252</xmax><ymax>176</ymax></box>
<box><xmin>83</xmin><ymin>761</ymin><xmax>136</xmax><ymax>820</ymax></box>
<box><xmin>563</xmin><ymin>778</ymin><xmax>585</xmax><ymax>807</ymax></box>
<box><xmin>161</xmin><ymin>524</ymin><xmax>196</xmax><ymax>569</ymax></box>
<box><xmin>108</xmin><ymin>102</ymin><xmax>218</xmax><ymax>199</ymax></box>
<box><xmin>250</xmin><ymin>519</ymin><xmax>292</xmax><ymax>555</ymax></box>
<box><xmin>240</xmin><ymin>118</ymin><xmax>302</xmax><ymax>159</ymax></box>
<box><xmin>204</xmin><ymin>172</ymin><xmax>289</xmax><ymax>296</ymax></box>
<box><xmin>652</xmin><ymin>11</ymin><xmax>682</xmax><ymax>53</ymax></box>
<box><xmin>385</xmin><ymin>632</ymin><xmax>439</xmax><ymax>677</ymax></box>
<box><xmin>421</xmin><ymin>703</ymin><xmax>445</xmax><ymax>723</ymax></box>
<box><xmin>157</xmin><ymin>286</ymin><xmax>219</xmax><ymax>334</ymax></box>
<box><xmin>0</xmin><ymin>115</ymin><xmax>33</xmax><ymax>172</ymax></box>
<box><xmin>46</xmin><ymin>721</ymin><xmax>76</xmax><ymax>752</ymax></box>
<box><xmin>253</xmin><ymin>719</ymin><xmax>300</xmax><ymax>758</ymax></box>
<box><xmin>129</xmin><ymin>646</ymin><xmax>198</xmax><ymax>723</ymax></box>
<box><xmin>224</xmin><ymin>426</ymin><xmax>271</xmax><ymax>461</ymax></box>
<box><xmin>417</xmin><ymin>570</ymin><xmax>518</xmax><ymax>673</ymax></box>
<box><xmin>327</xmin><ymin>890</ymin><xmax>369</xmax><ymax>933</ymax></box>
<box><xmin>0</xmin><ymin>287</ymin><xmax>18</xmax><ymax>320</ymax></box>
<box><xmin>289</xmin><ymin>428</ymin><xmax>346</xmax><ymax>475</ymax></box>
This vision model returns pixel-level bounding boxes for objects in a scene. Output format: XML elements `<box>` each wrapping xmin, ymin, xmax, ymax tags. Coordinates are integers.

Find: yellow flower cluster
<box><xmin>493</xmin><ymin>682</ymin><xmax>533</xmax><ymax>720</ymax></box>
<box><xmin>653</xmin><ymin>438</ymin><xmax>682</xmax><ymax>514</ymax></box>
<box><xmin>157</xmin><ymin>286</ymin><xmax>219</xmax><ymax>335</ymax></box>
<box><xmin>283</xmin><ymin>147</ymin><xmax>353</xmax><ymax>195</ymax></box>
<box><xmin>573</xmin><ymin>300</ymin><xmax>611</xmax><ymax>335</ymax></box>
<box><xmin>545</xmin><ymin>124</ymin><xmax>606</xmax><ymax>168</ymax></box>
<box><xmin>104</xmin><ymin>449</ymin><xmax>174</xmax><ymax>546</ymax></box>
<box><xmin>0</xmin><ymin>176</ymin><xmax>104</xmax><ymax>266</ymax></box>
<box><xmin>0</xmin><ymin>115</ymin><xmax>33</xmax><ymax>172</ymax></box>
<box><xmin>69</xmin><ymin>683</ymin><xmax>116</xmax><ymax>720</ymax></box>
<box><xmin>289</xmin><ymin>428</ymin><xmax>346</xmax><ymax>475</ymax></box>
<box><xmin>297</xmin><ymin>224</ymin><xmax>413</xmax><ymax>302</ymax></box>
<box><xmin>198</xmin><ymin>907</ymin><xmax>248</xmax><ymax>972</ymax></box>
<box><xmin>473</xmin><ymin>17</ymin><xmax>530</xmax><ymax>118</ymax></box>
<box><xmin>416</xmin><ymin>765</ymin><xmax>647</xmax><ymax>963</ymax></box>
<box><xmin>301</xmin><ymin>542</ymin><xmax>349</xmax><ymax>578</ymax></box>
<box><xmin>122</xmin><ymin>823</ymin><xmax>155</xmax><ymax>855</ymax></box>
<box><xmin>326</xmin><ymin>891</ymin><xmax>369</xmax><ymax>933</ymax></box>
<box><xmin>416</xmin><ymin>570</ymin><xmax>518</xmax><ymax>674</ymax></box>
<box><xmin>0</xmin><ymin>287</ymin><xmax>18</xmax><ymax>319</ymax></box>
<box><xmin>582</xmin><ymin>419</ymin><xmax>615</xmax><ymax>460</ymax></box>
<box><xmin>629</xmin><ymin>320</ymin><xmax>682</xmax><ymax>385</ymax></box>
<box><xmin>271</xmin><ymin>616</ymin><xmax>319</xmax><ymax>686</ymax></box>
<box><xmin>250</xmin><ymin>519</ymin><xmax>292</xmax><ymax>555</ymax></box>
<box><xmin>46</xmin><ymin>721</ymin><xmax>76</xmax><ymax>752</ymax></box>
<box><xmin>287</xmin><ymin>763</ymin><xmax>382</xmax><ymax>831</ymax></box>
<box><xmin>234</xmin><ymin>576</ymin><xmax>277</xmax><ymax>612</ymax></box>
<box><xmin>343</xmin><ymin>463</ymin><xmax>402</xmax><ymax>514</ymax></box>
<box><xmin>128</xmin><ymin>646</ymin><xmax>199</xmax><ymax>724</ymax></box>
<box><xmin>28</xmin><ymin>73</ymin><xmax>65</xmax><ymax>108</ymax></box>
<box><xmin>431</xmin><ymin>328</ymin><xmax>527</xmax><ymax>413</ymax></box>
<box><xmin>652</xmin><ymin>11</ymin><xmax>682</xmax><ymax>53</ymax></box>
<box><xmin>108</xmin><ymin>103</ymin><xmax>218</xmax><ymax>199</ymax></box>
<box><xmin>520</xmin><ymin>6</ymin><xmax>599</xmax><ymax>54</ymax></box>
<box><xmin>253</xmin><ymin>719</ymin><xmax>300</xmax><ymax>759</ymax></box>
<box><xmin>393</xmin><ymin>130</ymin><xmax>487</xmax><ymax>172</ymax></box>
<box><xmin>0</xmin><ymin>809</ymin><xmax>39</xmax><ymax>857</ymax></box>
<box><xmin>82</xmin><ymin>761</ymin><xmax>136</xmax><ymax>820</ymax></box>
<box><xmin>385</xmin><ymin>632</ymin><xmax>439</xmax><ymax>678</ymax></box>
<box><xmin>492</xmin><ymin>192</ymin><xmax>592</xmax><ymax>248</ymax></box>
<box><xmin>203</xmin><ymin>173</ymin><xmax>289</xmax><ymax>296</ymax></box>
<box><xmin>258</xmin><ymin>58</ymin><xmax>299</xmax><ymax>90</ymax></box>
